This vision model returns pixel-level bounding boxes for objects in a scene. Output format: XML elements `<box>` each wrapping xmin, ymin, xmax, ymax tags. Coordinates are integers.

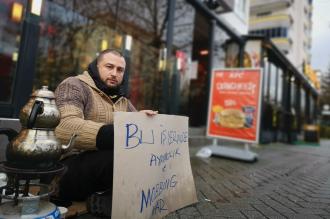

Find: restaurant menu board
<box><xmin>112</xmin><ymin>112</ymin><xmax>197</xmax><ymax>219</ymax></box>
<box><xmin>207</xmin><ymin>68</ymin><xmax>263</xmax><ymax>143</ymax></box>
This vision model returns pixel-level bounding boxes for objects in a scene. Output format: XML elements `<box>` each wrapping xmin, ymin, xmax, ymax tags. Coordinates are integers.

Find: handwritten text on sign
<box><xmin>112</xmin><ymin>113</ymin><xmax>197</xmax><ymax>219</ymax></box>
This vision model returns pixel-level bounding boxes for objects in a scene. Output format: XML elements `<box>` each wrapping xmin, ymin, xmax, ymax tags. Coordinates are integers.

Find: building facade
<box><xmin>225</xmin><ymin>35</ymin><xmax>319</xmax><ymax>143</ymax></box>
<box><xmin>0</xmin><ymin>0</ymin><xmax>244</xmax><ymax>120</ymax></box>
<box><xmin>0</xmin><ymin>0</ymin><xmax>319</xmax><ymax>145</ymax></box>
<box><xmin>246</xmin><ymin>0</ymin><xmax>320</xmax><ymax>143</ymax></box>
<box><xmin>249</xmin><ymin>0</ymin><xmax>313</xmax><ymax>68</ymax></box>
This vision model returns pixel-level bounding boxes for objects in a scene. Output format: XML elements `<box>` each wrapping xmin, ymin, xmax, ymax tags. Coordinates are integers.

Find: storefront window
<box><xmin>33</xmin><ymin>0</ymin><xmax>183</xmax><ymax>110</ymax></box>
<box><xmin>35</xmin><ymin>1</ymin><xmax>103</xmax><ymax>90</ymax></box>
<box><xmin>269</xmin><ymin>63</ymin><xmax>277</xmax><ymax>103</ymax></box>
<box><xmin>0</xmin><ymin>0</ymin><xmax>26</xmax><ymax>103</ymax></box>
<box><xmin>290</xmin><ymin>78</ymin><xmax>295</xmax><ymax>108</ymax></box>
<box><xmin>301</xmin><ymin>89</ymin><xmax>306</xmax><ymax>124</ymax></box>
<box><xmin>263</xmin><ymin>59</ymin><xmax>269</xmax><ymax>98</ymax></box>
<box><xmin>172</xmin><ymin>1</ymin><xmax>195</xmax><ymax>115</ymax></box>
<box><xmin>277</xmin><ymin>68</ymin><xmax>283</xmax><ymax>106</ymax></box>
<box><xmin>310</xmin><ymin>96</ymin><xmax>315</xmax><ymax>122</ymax></box>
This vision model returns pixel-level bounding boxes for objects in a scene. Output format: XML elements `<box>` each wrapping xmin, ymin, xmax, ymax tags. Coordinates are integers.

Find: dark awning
<box><xmin>186</xmin><ymin>0</ymin><xmax>244</xmax><ymax>45</ymax></box>
<box><xmin>246</xmin><ymin>35</ymin><xmax>319</xmax><ymax>97</ymax></box>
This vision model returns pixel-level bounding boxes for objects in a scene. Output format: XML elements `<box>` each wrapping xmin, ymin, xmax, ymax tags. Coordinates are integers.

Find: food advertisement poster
<box><xmin>207</xmin><ymin>68</ymin><xmax>263</xmax><ymax>143</ymax></box>
<box><xmin>225</xmin><ymin>39</ymin><xmax>262</xmax><ymax>68</ymax></box>
<box><xmin>112</xmin><ymin>112</ymin><xmax>197</xmax><ymax>219</ymax></box>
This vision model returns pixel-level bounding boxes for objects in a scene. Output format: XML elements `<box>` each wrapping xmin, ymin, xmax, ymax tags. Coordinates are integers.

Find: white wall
<box><xmin>219</xmin><ymin>0</ymin><xmax>250</xmax><ymax>35</ymax></box>
<box><xmin>288</xmin><ymin>0</ymin><xmax>311</xmax><ymax>68</ymax></box>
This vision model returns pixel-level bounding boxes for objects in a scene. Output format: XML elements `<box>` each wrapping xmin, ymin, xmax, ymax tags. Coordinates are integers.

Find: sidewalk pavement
<box><xmin>77</xmin><ymin>139</ymin><xmax>330</xmax><ymax>218</ymax></box>
<box><xmin>165</xmin><ymin>139</ymin><xmax>330</xmax><ymax>219</ymax></box>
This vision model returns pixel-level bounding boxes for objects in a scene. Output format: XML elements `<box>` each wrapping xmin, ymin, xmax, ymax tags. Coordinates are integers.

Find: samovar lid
<box><xmin>31</xmin><ymin>86</ymin><xmax>55</xmax><ymax>99</ymax></box>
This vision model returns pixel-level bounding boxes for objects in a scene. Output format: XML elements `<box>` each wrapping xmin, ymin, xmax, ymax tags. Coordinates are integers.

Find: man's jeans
<box><xmin>58</xmin><ymin>150</ymin><xmax>113</xmax><ymax>201</ymax></box>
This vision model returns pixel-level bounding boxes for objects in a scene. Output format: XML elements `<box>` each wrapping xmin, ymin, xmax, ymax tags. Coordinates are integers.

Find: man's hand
<box><xmin>139</xmin><ymin>110</ymin><xmax>158</xmax><ymax>116</ymax></box>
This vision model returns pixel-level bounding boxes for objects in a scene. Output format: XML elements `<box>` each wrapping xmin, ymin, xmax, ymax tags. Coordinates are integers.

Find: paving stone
<box><xmin>309</xmin><ymin>194</ymin><xmax>330</xmax><ymax>199</ymax></box>
<box><xmin>290</xmin><ymin>207</ymin><xmax>330</xmax><ymax>215</ymax></box>
<box><xmin>77</xmin><ymin>141</ymin><xmax>330</xmax><ymax>218</ymax></box>
<box><xmin>296</xmin><ymin>201</ymin><xmax>330</xmax><ymax>209</ymax></box>
<box><xmin>304</xmin><ymin>198</ymin><xmax>330</xmax><ymax>204</ymax></box>
<box><xmin>230</xmin><ymin>179</ymin><xmax>252</xmax><ymax>191</ymax></box>
<box><xmin>208</xmin><ymin>183</ymin><xmax>236</xmax><ymax>201</ymax></box>
<box><xmin>219</xmin><ymin>182</ymin><xmax>245</xmax><ymax>199</ymax></box>
<box><xmin>240</xmin><ymin>210</ymin><xmax>266</xmax><ymax>219</ymax></box>
<box><xmin>240</xmin><ymin>175</ymin><xmax>261</xmax><ymax>188</ymax></box>
<box><xmin>176</xmin><ymin>206</ymin><xmax>201</xmax><ymax>216</ymax></box>
<box><xmin>201</xmin><ymin>208</ymin><xmax>246</xmax><ymax>218</ymax></box>
<box><xmin>214</xmin><ymin>202</ymin><xmax>254</xmax><ymax>211</ymax></box>
<box><xmin>252</xmin><ymin>204</ymin><xmax>287</xmax><ymax>218</ymax></box>
<box><xmin>315</xmin><ymin>190</ymin><xmax>330</xmax><ymax>194</ymax></box>
<box><xmin>179</xmin><ymin>215</ymin><xmax>204</xmax><ymax>219</ymax></box>
<box><xmin>282</xmin><ymin>213</ymin><xmax>325</xmax><ymax>219</ymax></box>
<box><xmin>274</xmin><ymin>191</ymin><xmax>307</xmax><ymax>203</ymax></box>
<box><xmin>164</xmin><ymin>212</ymin><xmax>180</xmax><ymax>219</ymax></box>
<box><xmin>197</xmin><ymin>181</ymin><xmax>227</xmax><ymax>202</ymax></box>
<box><xmin>194</xmin><ymin>201</ymin><xmax>218</xmax><ymax>215</ymax></box>
<box><xmin>277</xmin><ymin>185</ymin><xmax>309</xmax><ymax>199</ymax></box>
<box><xmin>259</xmin><ymin>196</ymin><xmax>296</xmax><ymax>214</ymax></box>
<box><xmin>234</xmin><ymin>197</ymin><xmax>264</xmax><ymax>205</ymax></box>
<box><xmin>270</xmin><ymin>194</ymin><xmax>302</xmax><ymax>209</ymax></box>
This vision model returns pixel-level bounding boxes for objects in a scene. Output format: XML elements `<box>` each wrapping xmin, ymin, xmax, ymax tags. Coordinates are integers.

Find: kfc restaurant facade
<box><xmin>0</xmin><ymin>0</ymin><xmax>318</xmax><ymax>144</ymax></box>
<box><xmin>224</xmin><ymin>36</ymin><xmax>319</xmax><ymax>143</ymax></box>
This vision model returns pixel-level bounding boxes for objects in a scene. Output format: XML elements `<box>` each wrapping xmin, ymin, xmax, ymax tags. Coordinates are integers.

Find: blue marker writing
<box><xmin>150</xmin><ymin>148</ymin><xmax>181</xmax><ymax>167</ymax></box>
<box><xmin>140</xmin><ymin>174</ymin><xmax>177</xmax><ymax>213</ymax></box>
<box><xmin>152</xmin><ymin>199</ymin><xmax>168</xmax><ymax>215</ymax></box>
<box><xmin>125</xmin><ymin>123</ymin><xmax>154</xmax><ymax>149</ymax></box>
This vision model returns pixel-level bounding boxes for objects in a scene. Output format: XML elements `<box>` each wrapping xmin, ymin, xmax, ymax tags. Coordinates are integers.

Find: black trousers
<box><xmin>58</xmin><ymin>150</ymin><xmax>113</xmax><ymax>201</ymax></box>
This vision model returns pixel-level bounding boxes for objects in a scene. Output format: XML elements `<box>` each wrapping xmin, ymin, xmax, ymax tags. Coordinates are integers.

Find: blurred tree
<box><xmin>34</xmin><ymin>0</ymin><xmax>193</xmax><ymax>109</ymax></box>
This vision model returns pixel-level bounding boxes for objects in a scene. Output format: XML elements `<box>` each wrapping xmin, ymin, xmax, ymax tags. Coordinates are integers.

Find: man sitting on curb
<box><xmin>53</xmin><ymin>49</ymin><xmax>157</xmax><ymax>217</ymax></box>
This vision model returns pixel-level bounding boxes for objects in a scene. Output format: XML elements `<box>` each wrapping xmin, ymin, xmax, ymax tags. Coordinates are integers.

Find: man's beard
<box><xmin>88</xmin><ymin>59</ymin><xmax>126</xmax><ymax>97</ymax></box>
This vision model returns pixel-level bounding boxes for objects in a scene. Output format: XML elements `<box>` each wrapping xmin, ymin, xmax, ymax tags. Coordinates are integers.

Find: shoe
<box><xmin>86</xmin><ymin>190</ymin><xmax>112</xmax><ymax>218</ymax></box>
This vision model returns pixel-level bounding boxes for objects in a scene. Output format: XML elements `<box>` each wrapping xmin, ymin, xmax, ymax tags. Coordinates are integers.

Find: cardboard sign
<box><xmin>207</xmin><ymin>68</ymin><xmax>263</xmax><ymax>143</ymax></box>
<box><xmin>112</xmin><ymin>112</ymin><xmax>197</xmax><ymax>219</ymax></box>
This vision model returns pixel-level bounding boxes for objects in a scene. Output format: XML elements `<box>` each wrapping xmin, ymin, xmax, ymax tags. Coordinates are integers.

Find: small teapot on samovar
<box><xmin>0</xmin><ymin>86</ymin><xmax>77</xmax><ymax>169</ymax></box>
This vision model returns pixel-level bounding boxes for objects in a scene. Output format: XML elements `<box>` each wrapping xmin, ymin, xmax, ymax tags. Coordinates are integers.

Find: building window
<box><xmin>249</xmin><ymin>27</ymin><xmax>288</xmax><ymax>38</ymax></box>
<box><xmin>281</xmin><ymin>27</ymin><xmax>288</xmax><ymax>37</ymax></box>
<box><xmin>256</xmin><ymin>11</ymin><xmax>271</xmax><ymax>17</ymax></box>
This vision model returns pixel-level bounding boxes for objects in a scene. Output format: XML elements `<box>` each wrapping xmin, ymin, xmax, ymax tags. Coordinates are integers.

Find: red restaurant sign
<box><xmin>207</xmin><ymin>68</ymin><xmax>263</xmax><ymax>143</ymax></box>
